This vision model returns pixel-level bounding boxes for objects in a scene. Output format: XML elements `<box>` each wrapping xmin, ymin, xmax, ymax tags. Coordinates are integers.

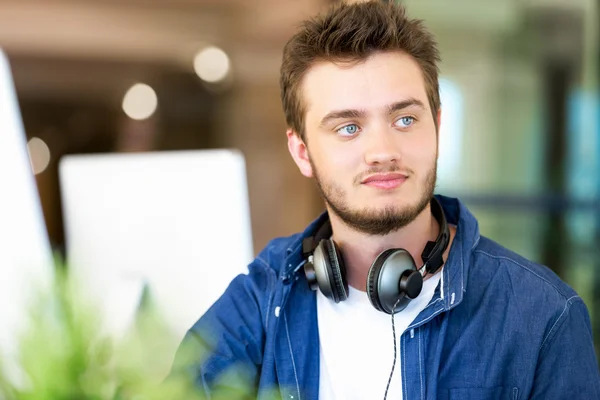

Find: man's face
<box><xmin>288</xmin><ymin>51</ymin><xmax>439</xmax><ymax>236</ymax></box>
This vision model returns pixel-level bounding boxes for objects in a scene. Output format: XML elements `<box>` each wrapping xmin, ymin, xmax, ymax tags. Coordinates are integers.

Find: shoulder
<box><xmin>252</xmin><ymin>232</ymin><xmax>304</xmax><ymax>275</ymax></box>
<box><xmin>463</xmin><ymin>235</ymin><xmax>586</xmax><ymax>339</ymax></box>
<box><xmin>187</xmin><ymin>234</ymin><xmax>305</xmax><ymax>338</ymax></box>
<box><xmin>471</xmin><ymin>236</ymin><xmax>579</xmax><ymax>302</ymax></box>
<box><xmin>213</xmin><ymin>233</ymin><xmax>303</xmax><ymax>306</ymax></box>
<box><xmin>463</xmin><ymin>236</ymin><xmax>592</xmax><ymax>352</ymax></box>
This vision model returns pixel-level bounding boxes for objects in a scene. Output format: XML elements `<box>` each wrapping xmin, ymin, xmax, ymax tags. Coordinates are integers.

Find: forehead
<box><xmin>301</xmin><ymin>51</ymin><xmax>429</xmax><ymax>121</ymax></box>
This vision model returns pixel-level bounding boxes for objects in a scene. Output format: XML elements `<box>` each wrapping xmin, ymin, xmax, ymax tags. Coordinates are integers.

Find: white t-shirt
<box><xmin>317</xmin><ymin>269</ymin><xmax>442</xmax><ymax>400</ymax></box>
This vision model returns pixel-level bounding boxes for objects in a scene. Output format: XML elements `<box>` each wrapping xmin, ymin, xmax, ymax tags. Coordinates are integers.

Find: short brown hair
<box><xmin>280</xmin><ymin>1</ymin><xmax>441</xmax><ymax>139</ymax></box>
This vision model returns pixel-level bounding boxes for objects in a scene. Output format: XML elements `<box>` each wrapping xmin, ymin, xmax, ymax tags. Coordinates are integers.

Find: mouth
<box><xmin>361</xmin><ymin>173</ymin><xmax>408</xmax><ymax>189</ymax></box>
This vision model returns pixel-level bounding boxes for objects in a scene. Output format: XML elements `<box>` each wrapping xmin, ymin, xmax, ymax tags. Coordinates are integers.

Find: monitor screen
<box><xmin>59</xmin><ymin>149</ymin><xmax>254</xmax><ymax>376</ymax></box>
<box><xmin>0</xmin><ymin>49</ymin><xmax>55</xmax><ymax>376</ymax></box>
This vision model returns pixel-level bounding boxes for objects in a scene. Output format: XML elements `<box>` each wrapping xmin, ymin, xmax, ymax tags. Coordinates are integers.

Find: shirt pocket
<box><xmin>446</xmin><ymin>386</ymin><xmax>519</xmax><ymax>400</ymax></box>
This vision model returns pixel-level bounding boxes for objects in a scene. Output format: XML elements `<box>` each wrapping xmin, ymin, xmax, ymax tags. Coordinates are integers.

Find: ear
<box><xmin>435</xmin><ymin>107</ymin><xmax>442</xmax><ymax>156</ymax></box>
<box><xmin>287</xmin><ymin>129</ymin><xmax>313</xmax><ymax>178</ymax></box>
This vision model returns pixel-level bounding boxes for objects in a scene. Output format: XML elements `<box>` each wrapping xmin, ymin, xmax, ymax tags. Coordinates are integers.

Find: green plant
<box><xmin>0</xmin><ymin>269</ymin><xmax>205</xmax><ymax>400</ymax></box>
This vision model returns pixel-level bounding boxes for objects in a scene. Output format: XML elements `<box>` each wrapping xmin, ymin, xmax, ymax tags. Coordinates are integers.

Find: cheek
<box><xmin>311</xmin><ymin>138</ymin><xmax>355</xmax><ymax>172</ymax></box>
<box><xmin>325</xmin><ymin>147</ymin><xmax>362</xmax><ymax>184</ymax></box>
<box><xmin>406</xmin><ymin>132</ymin><xmax>437</xmax><ymax>163</ymax></box>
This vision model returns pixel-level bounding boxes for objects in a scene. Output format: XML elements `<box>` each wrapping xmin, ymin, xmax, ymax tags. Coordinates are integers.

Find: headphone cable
<box><xmin>383</xmin><ymin>297</ymin><xmax>402</xmax><ymax>400</ymax></box>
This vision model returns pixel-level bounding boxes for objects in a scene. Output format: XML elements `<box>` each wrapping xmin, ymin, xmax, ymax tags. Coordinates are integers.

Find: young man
<box><xmin>170</xmin><ymin>1</ymin><xmax>600</xmax><ymax>399</ymax></box>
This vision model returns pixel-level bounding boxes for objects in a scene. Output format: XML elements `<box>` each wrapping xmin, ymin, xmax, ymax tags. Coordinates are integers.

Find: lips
<box><xmin>361</xmin><ymin>173</ymin><xmax>407</xmax><ymax>189</ymax></box>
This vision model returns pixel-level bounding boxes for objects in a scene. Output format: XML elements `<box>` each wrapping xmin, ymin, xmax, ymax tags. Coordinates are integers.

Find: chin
<box><xmin>359</xmin><ymin>204</ymin><xmax>404</xmax><ymax>216</ymax></box>
<box><xmin>372</xmin><ymin>195</ymin><xmax>413</xmax><ymax>207</ymax></box>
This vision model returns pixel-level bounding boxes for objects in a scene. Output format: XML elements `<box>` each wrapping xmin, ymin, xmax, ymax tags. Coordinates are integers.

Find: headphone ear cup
<box><xmin>367</xmin><ymin>249</ymin><xmax>396</xmax><ymax>312</ymax></box>
<box><xmin>311</xmin><ymin>239</ymin><xmax>348</xmax><ymax>303</ymax></box>
<box><xmin>322</xmin><ymin>239</ymin><xmax>348</xmax><ymax>303</ymax></box>
<box><xmin>367</xmin><ymin>249</ymin><xmax>421</xmax><ymax>314</ymax></box>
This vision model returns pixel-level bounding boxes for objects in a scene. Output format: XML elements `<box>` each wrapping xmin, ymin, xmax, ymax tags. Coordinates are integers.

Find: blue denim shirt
<box><xmin>172</xmin><ymin>195</ymin><xmax>600</xmax><ymax>399</ymax></box>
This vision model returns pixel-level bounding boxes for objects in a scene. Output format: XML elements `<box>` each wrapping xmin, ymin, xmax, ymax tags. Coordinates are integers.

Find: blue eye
<box><xmin>396</xmin><ymin>116</ymin><xmax>415</xmax><ymax>128</ymax></box>
<box><xmin>337</xmin><ymin>124</ymin><xmax>359</xmax><ymax>136</ymax></box>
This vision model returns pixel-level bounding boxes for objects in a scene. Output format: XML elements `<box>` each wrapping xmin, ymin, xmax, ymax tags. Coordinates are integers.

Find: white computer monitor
<box><xmin>0</xmin><ymin>49</ymin><xmax>55</xmax><ymax>374</ymax></box>
<box><xmin>59</xmin><ymin>149</ymin><xmax>254</xmax><ymax>373</ymax></box>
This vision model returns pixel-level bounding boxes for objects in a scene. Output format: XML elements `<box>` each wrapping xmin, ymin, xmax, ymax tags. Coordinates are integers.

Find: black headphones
<box><xmin>302</xmin><ymin>197</ymin><xmax>450</xmax><ymax>314</ymax></box>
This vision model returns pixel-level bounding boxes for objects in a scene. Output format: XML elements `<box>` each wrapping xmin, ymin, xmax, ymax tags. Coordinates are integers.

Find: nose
<box><xmin>363</xmin><ymin>127</ymin><xmax>402</xmax><ymax>166</ymax></box>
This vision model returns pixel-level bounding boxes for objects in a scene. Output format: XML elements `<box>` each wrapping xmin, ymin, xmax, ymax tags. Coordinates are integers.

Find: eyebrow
<box><xmin>318</xmin><ymin>109</ymin><xmax>366</xmax><ymax>128</ymax></box>
<box><xmin>318</xmin><ymin>98</ymin><xmax>427</xmax><ymax>128</ymax></box>
<box><xmin>386</xmin><ymin>98</ymin><xmax>426</xmax><ymax>114</ymax></box>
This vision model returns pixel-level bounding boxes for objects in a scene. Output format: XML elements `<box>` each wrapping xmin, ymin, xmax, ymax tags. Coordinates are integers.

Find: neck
<box><xmin>329</xmin><ymin>205</ymin><xmax>441</xmax><ymax>292</ymax></box>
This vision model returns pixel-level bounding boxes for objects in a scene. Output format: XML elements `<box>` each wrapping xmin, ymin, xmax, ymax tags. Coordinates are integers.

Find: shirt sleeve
<box><xmin>165</xmin><ymin>262</ymin><xmax>274</xmax><ymax>399</ymax></box>
<box><xmin>529</xmin><ymin>296</ymin><xmax>600</xmax><ymax>399</ymax></box>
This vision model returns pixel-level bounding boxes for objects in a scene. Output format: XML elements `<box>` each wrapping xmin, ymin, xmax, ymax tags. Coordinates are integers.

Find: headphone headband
<box><xmin>302</xmin><ymin>215</ymin><xmax>332</xmax><ymax>259</ymax></box>
<box><xmin>303</xmin><ymin>197</ymin><xmax>450</xmax><ymax>271</ymax></box>
<box><xmin>421</xmin><ymin>196</ymin><xmax>450</xmax><ymax>275</ymax></box>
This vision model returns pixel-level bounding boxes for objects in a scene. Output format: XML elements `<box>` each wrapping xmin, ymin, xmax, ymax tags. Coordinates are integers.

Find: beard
<box><xmin>311</xmin><ymin>160</ymin><xmax>437</xmax><ymax>236</ymax></box>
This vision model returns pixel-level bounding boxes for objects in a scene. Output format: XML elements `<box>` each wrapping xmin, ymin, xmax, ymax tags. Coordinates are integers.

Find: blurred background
<box><xmin>1</xmin><ymin>0</ymin><xmax>599</xmax><ymax>356</ymax></box>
